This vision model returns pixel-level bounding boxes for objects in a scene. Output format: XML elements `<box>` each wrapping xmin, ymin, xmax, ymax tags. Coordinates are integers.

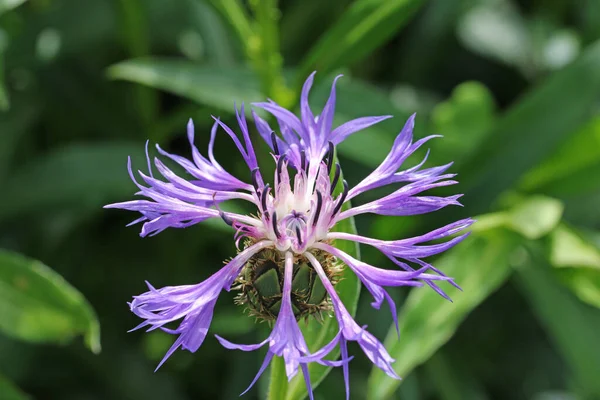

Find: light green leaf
<box><xmin>0</xmin><ymin>250</ymin><xmax>100</xmax><ymax>353</ymax></box>
<box><xmin>0</xmin><ymin>143</ymin><xmax>144</xmax><ymax>222</ymax></box>
<box><xmin>0</xmin><ymin>373</ymin><xmax>29</xmax><ymax>400</ymax></box>
<box><xmin>430</xmin><ymin>81</ymin><xmax>496</xmax><ymax>165</ymax></box>
<box><xmin>367</xmin><ymin>229</ymin><xmax>523</xmax><ymax>399</ymax></box>
<box><xmin>555</xmin><ymin>268</ymin><xmax>600</xmax><ymax>310</ymax></box>
<box><xmin>0</xmin><ymin>0</ymin><xmax>27</xmax><ymax>15</ymax></box>
<box><xmin>550</xmin><ymin>224</ymin><xmax>600</xmax><ymax>269</ymax></box>
<box><xmin>107</xmin><ymin>59</ymin><xmax>263</xmax><ymax>114</ymax></box>
<box><xmin>471</xmin><ymin>195</ymin><xmax>563</xmax><ymax>239</ymax></box>
<box><xmin>461</xmin><ymin>39</ymin><xmax>600</xmax><ymax>214</ymax></box>
<box><xmin>296</xmin><ymin>0</ymin><xmax>425</xmax><ymax>84</ymax></box>
<box><xmin>517</xmin><ymin>252</ymin><xmax>600</xmax><ymax>398</ymax></box>
<box><xmin>549</xmin><ymin>224</ymin><xmax>600</xmax><ymax>310</ymax></box>
<box><xmin>506</xmin><ymin>196</ymin><xmax>564</xmax><ymax>239</ymax></box>
<box><xmin>268</xmin><ymin>152</ymin><xmax>361</xmax><ymax>400</ymax></box>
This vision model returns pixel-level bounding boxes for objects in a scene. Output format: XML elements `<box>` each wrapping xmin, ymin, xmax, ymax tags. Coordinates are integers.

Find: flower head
<box><xmin>106</xmin><ymin>73</ymin><xmax>473</xmax><ymax>399</ymax></box>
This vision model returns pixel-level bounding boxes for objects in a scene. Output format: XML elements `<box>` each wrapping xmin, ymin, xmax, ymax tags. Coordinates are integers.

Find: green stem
<box><xmin>116</xmin><ymin>0</ymin><xmax>158</xmax><ymax>134</ymax></box>
<box><xmin>267</xmin><ymin>355</ymin><xmax>288</xmax><ymax>400</ymax></box>
<box><xmin>248</xmin><ymin>0</ymin><xmax>293</xmax><ymax>106</ymax></box>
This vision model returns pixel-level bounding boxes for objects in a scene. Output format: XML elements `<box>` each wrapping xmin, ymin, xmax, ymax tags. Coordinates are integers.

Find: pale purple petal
<box><xmin>329</xmin><ymin>115</ymin><xmax>392</xmax><ymax>145</ymax></box>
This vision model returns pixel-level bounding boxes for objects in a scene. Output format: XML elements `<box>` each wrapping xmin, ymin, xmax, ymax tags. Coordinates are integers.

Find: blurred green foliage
<box><xmin>0</xmin><ymin>0</ymin><xmax>599</xmax><ymax>399</ymax></box>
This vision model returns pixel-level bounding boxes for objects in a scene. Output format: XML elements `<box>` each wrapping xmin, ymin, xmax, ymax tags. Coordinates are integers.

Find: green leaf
<box><xmin>367</xmin><ymin>228</ymin><xmax>523</xmax><ymax>399</ymax></box>
<box><xmin>204</xmin><ymin>0</ymin><xmax>253</xmax><ymax>48</ymax></box>
<box><xmin>296</xmin><ymin>0</ymin><xmax>425</xmax><ymax>84</ymax></box>
<box><xmin>506</xmin><ymin>195</ymin><xmax>564</xmax><ymax>239</ymax></box>
<box><xmin>0</xmin><ymin>249</ymin><xmax>100</xmax><ymax>353</ymax></box>
<box><xmin>267</xmin><ymin>152</ymin><xmax>361</xmax><ymax>400</ymax></box>
<box><xmin>550</xmin><ymin>224</ymin><xmax>600</xmax><ymax>269</ymax></box>
<box><xmin>0</xmin><ymin>50</ymin><xmax>9</xmax><ymax>111</ymax></box>
<box><xmin>430</xmin><ymin>81</ymin><xmax>496</xmax><ymax>165</ymax></box>
<box><xmin>0</xmin><ymin>0</ymin><xmax>27</xmax><ymax>15</ymax></box>
<box><xmin>0</xmin><ymin>143</ymin><xmax>144</xmax><ymax>222</ymax></box>
<box><xmin>555</xmin><ymin>268</ymin><xmax>600</xmax><ymax>310</ymax></box>
<box><xmin>107</xmin><ymin>59</ymin><xmax>263</xmax><ymax>114</ymax></box>
<box><xmin>0</xmin><ymin>94</ymin><xmax>40</xmax><ymax>181</ymax></box>
<box><xmin>461</xmin><ymin>39</ymin><xmax>600</xmax><ymax>214</ymax></box>
<box><xmin>549</xmin><ymin>224</ymin><xmax>600</xmax><ymax>310</ymax></box>
<box><xmin>471</xmin><ymin>195</ymin><xmax>563</xmax><ymax>239</ymax></box>
<box><xmin>423</xmin><ymin>351</ymin><xmax>487</xmax><ymax>400</ymax></box>
<box><xmin>517</xmin><ymin>251</ymin><xmax>600</xmax><ymax>398</ymax></box>
<box><xmin>519</xmin><ymin>116</ymin><xmax>600</xmax><ymax>196</ymax></box>
<box><xmin>0</xmin><ymin>373</ymin><xmax>29</xmax><ymax>400</ymax></box>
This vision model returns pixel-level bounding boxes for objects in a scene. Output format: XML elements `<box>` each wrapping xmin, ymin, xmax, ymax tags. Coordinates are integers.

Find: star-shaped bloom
<box><xmin>106</xmin><ymin>73</ymin><xmax>472</xmax><ymax>399</ymax></box>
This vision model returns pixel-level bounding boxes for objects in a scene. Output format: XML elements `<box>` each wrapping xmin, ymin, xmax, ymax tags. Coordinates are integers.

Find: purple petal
<box><xmin>330</xmin><ymin>115</ymin><xmax>392</xmax><ymax>144</ymax></box>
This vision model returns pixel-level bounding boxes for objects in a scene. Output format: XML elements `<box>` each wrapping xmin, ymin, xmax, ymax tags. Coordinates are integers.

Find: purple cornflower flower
<box><xmin>105</xmin><ymin>72</ymin><xmax>473</xmax><ymax>399</ymax></box>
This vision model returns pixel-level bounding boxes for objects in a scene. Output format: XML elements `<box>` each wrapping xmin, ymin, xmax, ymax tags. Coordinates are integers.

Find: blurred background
<box><xmin>1</xmin><ymin>0</ymin><xmax>600</xmax><ymax>399</ymax></box>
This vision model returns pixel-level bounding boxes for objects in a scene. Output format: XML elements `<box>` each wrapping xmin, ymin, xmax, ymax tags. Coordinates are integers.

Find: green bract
<box><xmin>235</xmin><ymin>247</ymin><xmax>338</xmax><ymax>322</ymax></box>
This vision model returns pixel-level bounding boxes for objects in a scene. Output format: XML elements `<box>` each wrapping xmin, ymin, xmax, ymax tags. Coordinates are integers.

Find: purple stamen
<box><xmin>330</xmin><ymin>163</ymin><xmax>341</xmax><ymax>194</ymax></box>
<box><xmin>313</xmin><ymin>191</ymin><xmax>323</xmax><ymax>227</ymax></box>
<box><xmin>272</xmin><ymin>211</ymin><xmax>281</xmax><ymax>238</ymax></box>
<box><xmin>270</xmin><ymin>132</ymin><xmax>279</xmax><ymax>155</ymax></box>
<box><xmin>332</xmin><ymin>180</ymin><xmax>349</xmax><ymax>216</ymax></box>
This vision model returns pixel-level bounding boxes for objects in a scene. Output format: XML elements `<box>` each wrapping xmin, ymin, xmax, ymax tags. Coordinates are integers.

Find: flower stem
<box><xmin>248</xmin><ymin>0</ymin><xmax>294</xmax><ymax>107</ymax></box>
<box><xmin>267</xmin><ymin>355</ymin><xmax>288</xmax><ymax>400</ymax></box>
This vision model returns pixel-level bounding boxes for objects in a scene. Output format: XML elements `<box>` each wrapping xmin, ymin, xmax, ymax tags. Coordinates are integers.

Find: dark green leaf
<box><xmin>519</xmin><ymin>116</ymin><xmax>600</xmax><ymax>197</ymax></box>
<box><xmin>555</xmin><ymin>268</ymin><xmax>600</xmax><ymax>310</ymax></box>
<box><xmin>0</xmin><ymin>249</ymin><xmax>100</xmax><ymax>353</ymax></box>
<box><xmin>296</xmin><ymin>0</ymin><xmax>425</xmax><ymax>83</ymax></box>
<box><xmin>461</xmin><ymin>40</ymin><xmax>600</xmax><ymax>214</ymax></box>
<box><xmin>0</xmin><ymin>143</ymin><xmax>144</xmax><ymax>222</ymax></box>
<box><xmin>367</xmin><ymin>229</ymin><xmax>522</xmax><ymax>399</ymax></box>
<box><xmin>0</xmin><ymin>373</ymin><xmax>29</xmax><ymax>400</ymax></box>
<box><xmin>517</xmin><ymin>252</ymin><xmax>600</xmax><ymax>397</ymax></box>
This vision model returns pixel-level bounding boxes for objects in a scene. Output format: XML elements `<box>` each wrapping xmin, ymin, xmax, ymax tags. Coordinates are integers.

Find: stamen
<box><xmin>330</xmin><ymin>163</ymin><xmax>341</xmax><ymax>194</ymax></box>
<box><xmin>272</xmin><ymin>211</ymin><xmax>281</xmax><ymax>238</ymax></box>
<box><xmin>332</xmin><ymin>180</ymin><xmax>349</xmax><ymax>216</ymax></box>
<box><xmin>276</xmin><ymin>154</ymin><xmax>287</xmax><ymax>179</ymax></box>
<box><xmin>313</xmin><ymin>191</ymin><xmax>323</xmax><ymax>227</ymax></box>
<box><xmin>251</xmin><ymin>168</ymin><xmax>261</xmax><ymax>191</ymax></box>
<box><xmin>261</xmin><ymin>184</ymin><xmax>270</xmax><ymax>213</ymax></box>
<box><xmin>219</xmin><ymin>210</ymin><xmax>234</xmax><ymax>226</ymax></box>
<box><xmin>270</xmin><ymin>132</ymin><xmax>279</xmax><ymax>155</ymax></box>
<box><xmin>300</xmin><ymin>149</ymin><xmax>306</xmax><ymax>171</ymax></box>
<box><xmin>295</xmin><ymin>226</ymin><xmax>303</xmax><ymax>246</ymax></box>
<box><xmin>326</xmin><ymin>141</ymin><xmax>334</xmax><ymax>176</ymax></box>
